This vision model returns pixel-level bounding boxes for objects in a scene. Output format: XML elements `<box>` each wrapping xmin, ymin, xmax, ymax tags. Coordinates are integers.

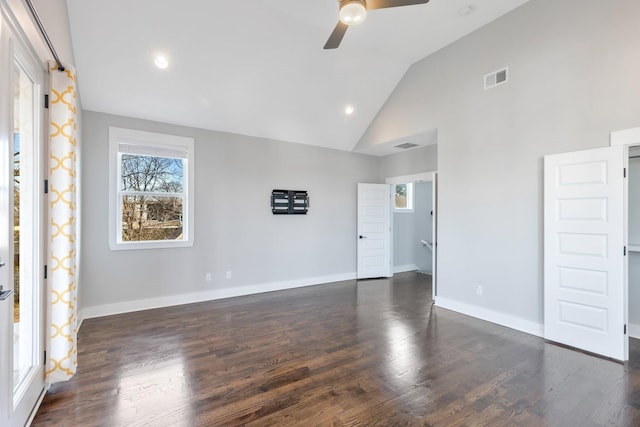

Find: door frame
<box><xmin>0</xmin><ymin>1</ymin><xmax>49</xmax><ymax>425</ymax></box>
<box><xmin>10</xmin><ymin>33</ymin><xmax>47</xmax><ymax>427</ymax></box>
<box><xmin>385</xmin><ymin>171</ymin><xmax>438</xmax><ymax>300</ymax></box>
<box><xmin>611</xmin><ymin>126</ymin><xmax>640</xmax><ymax>357</ymax></box>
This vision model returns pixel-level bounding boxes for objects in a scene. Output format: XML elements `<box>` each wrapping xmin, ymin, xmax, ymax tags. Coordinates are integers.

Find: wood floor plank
<box><xmin>32</xmin><ymin>272</ymin><xmax>640</xmax><ymax>426</ymax></box>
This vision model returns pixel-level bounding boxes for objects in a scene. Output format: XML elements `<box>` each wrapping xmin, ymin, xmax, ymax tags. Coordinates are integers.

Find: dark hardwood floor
<box><xmin>33</xmin><ymin>272</ymin><xmax>640</xmax><ymax>426</ymax></box>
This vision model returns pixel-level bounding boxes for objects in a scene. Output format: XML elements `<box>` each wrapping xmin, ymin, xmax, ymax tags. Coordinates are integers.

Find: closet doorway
<box><xmin>615</xmin><ymin>129</ymin><xmax>640</xmax><ymax>360</ymax></box>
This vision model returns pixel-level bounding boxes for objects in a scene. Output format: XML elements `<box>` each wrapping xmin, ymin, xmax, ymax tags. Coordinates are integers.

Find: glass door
<box><xmin>1</xmin><ymin>21</ymin><xmax>46</xmax><ymax>426</ymax></box>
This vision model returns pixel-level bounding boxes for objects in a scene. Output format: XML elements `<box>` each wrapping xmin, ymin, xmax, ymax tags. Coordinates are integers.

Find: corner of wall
<box><xmin>435</xmin><ymin>296</ymin><xmax>544</xmax><ymax>338</ymax></box>
<box><xmin>80</xmin><ymin>272</ymin><xmax>357</xmax><ymax>320</ymax></box>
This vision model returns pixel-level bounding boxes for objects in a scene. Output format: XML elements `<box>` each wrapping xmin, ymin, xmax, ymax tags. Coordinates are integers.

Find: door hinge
<box><xmin>624</xmin><ymin>246</ymin><xmax>627</xmax><ymax>256</ymax></box>
<box><xmin>44</xmin><ymin>265</ymin><xmax>47</xmax><ymax>279</ymax></box>
<box><xmin>624</xmin><ymin>324</ymin><xmax>627</xmax><ymax>335</ymax></box>
<box><xmin>44</xmin><ymin>94</ymin><xmax>49</xmax><ymax>109</ymax></box>
<box><xmin>44</xmin><ymin>179</ymin><xmax>49</xmax><ymax>194</ymax></box>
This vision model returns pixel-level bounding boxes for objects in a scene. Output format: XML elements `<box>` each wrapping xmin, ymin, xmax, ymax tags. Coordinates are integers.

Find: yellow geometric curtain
<box><xmin>46</xmin><ymin>62</ymin><xmax>78</xmax><ymax>383</ymax></box>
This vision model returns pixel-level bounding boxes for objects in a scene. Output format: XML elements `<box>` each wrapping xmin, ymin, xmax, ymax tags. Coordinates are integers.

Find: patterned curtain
<box><xmin>46</xmin><ymin>62</ymin><xmax>78</xmax><ymax>383</ymax></box>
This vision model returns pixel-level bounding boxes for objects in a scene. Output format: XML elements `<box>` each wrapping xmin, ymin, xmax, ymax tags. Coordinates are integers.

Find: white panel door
<box><xmin>357</xmin><ymin>183</ymin><xmax>391</xmax><ymax>279</ymax></box>
<box><xmin>0</xmin><ymin>16</ymin><xmax>47</xmax><ymax>426</ymax></box>
<box><xmin>544</xmin><ymin>146</ymin><xmax>627</xmax><ymax>360</ymax></box>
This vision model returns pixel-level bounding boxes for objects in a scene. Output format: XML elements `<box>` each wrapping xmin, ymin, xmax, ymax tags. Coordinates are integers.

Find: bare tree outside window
<box><xmin>110</xmin><ymin>128</ymin><xmax>194</xmax><ymax>250</ymax></box>
<box><xmin>395</xmin><ymin>183</ymin><xmax>408</xmax><ymax>209</ymax></box>
<box><xmin>394</xmin><ymin>183</ymin><xmax>413</xmax><ymax>211</ymax></box>
<box><xmin>120</xmin><ymin>154</ymin><xmax>184</xmax><ymax>242</ymax></box>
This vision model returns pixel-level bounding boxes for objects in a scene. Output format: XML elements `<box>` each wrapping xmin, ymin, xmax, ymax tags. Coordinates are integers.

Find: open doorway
<box><xmin>386</xmin><ymin>172</ymin><xmax>437</xmax><ymax>300</ymax></box>
<box><xmin>612</xmin><ymin>127</ymin><xmax>640</xmax><ymax>361</ymax></box>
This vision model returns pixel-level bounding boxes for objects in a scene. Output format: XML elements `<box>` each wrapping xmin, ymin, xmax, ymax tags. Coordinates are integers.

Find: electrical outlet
<box><xmin>475</xmin><ymin>285</ymin><xmax>483</xmax><ymax>296</ymax></box>
<box><xmin>226</xmin><ymin>271</ymin><xmax>232</xmax><ymax>279</ymax></box>
<box><xmin>205</xmin><ymin>273</ymin><xmax>212</xmax><ymax>282</ymax></box>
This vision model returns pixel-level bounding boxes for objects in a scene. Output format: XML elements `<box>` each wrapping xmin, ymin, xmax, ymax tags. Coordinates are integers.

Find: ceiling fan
<box><xmin>324</xmin><ymin>0</ymin><xmax>430</xmax><ymax>49</ymax></box>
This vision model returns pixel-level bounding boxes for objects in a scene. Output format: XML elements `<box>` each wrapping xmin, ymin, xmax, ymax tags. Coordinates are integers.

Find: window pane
<box><xmin>13</xmin><ymin>58</ymin><xmax>38</xmax><ymax>391</ymax></box>
<box><xmin>121</xmin><ymin>154</ymin><xmax>183</xmax><ymax>193</ymax></box>
<box><xmin>110</xmin><ymin>127</ymin><xmax>194</xmax><ymax>250</ymax></box>
<box><xmin>395</xmin><ymin>184</ymin><xmax>408</xmax><ymax>209</ymax></box>
<box><xmin>121</xmin><ymin>195</ymin><xmax>184</xmax><ymax>241</ymax></box>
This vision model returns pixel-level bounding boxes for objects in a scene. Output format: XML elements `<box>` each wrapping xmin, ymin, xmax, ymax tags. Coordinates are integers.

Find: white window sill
<box><xmin>110</xmin><ymin>239</ymin><xmax>194</xmax><ymax>251</ymax></box>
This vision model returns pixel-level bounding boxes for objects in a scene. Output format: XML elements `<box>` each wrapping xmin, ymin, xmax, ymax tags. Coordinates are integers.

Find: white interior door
<box><xmin>544</xmin><ymin>146</ymin><xmax>627</xmax><ymax>360</ymax></box>
<box><xmin>357</xmin><ymin>183</ymin><xmax>392</xmax><ymax>279</ymax></box>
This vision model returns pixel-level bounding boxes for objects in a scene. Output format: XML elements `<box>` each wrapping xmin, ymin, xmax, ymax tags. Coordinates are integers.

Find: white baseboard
<box><xmin>393</xmin><ymin>264</ymin><xmax>418</xmax><ymax>274</ymax></box>
<box><xmin>80</xmin><ymin>272</ymin><xmax>357</xmax><ymax>320</ymax></box>
<box><xmin>435</xmin><ymin>296</ymin><xmax>544</xmax><ymax>338</ymax></box>
<box><xmin>629</xmin><ymin>323</ymin><xmax>640</xmax><ymax>339</ymax></box>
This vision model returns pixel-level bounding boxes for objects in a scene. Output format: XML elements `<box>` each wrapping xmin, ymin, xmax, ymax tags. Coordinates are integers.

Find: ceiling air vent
<box><xmin>484</xmin><ymin>67</ymin><xmax>509</xmax><ymax>90</ymax></box>
<box><xmin>395</xmin><ymin>142</ymin><xmax>419</xmax><ymax>150</ymax></box>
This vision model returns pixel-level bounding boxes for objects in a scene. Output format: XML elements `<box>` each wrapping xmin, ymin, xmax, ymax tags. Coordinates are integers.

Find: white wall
<box><xmin>378</xmin><ymin>145</ymin><xmax>437</xmax><ymax>179</ymax></box>
<box><xmin>80</xmin><ymin>111</ymin><xmax>380</xmax><ymax>317</ymax></box>
<box><xmin>414</xmin><ymin>182</ymin><xmax>433</xmax><ymax>273</ymax></box>
<box><xmin>357</xmin><ymin>0</ymin><xmax>640</xmax><ymax>330</ymax></box>
<box><xmin>393</xmin><ymin>210</ymin><xmax>415</xmax><ymax>271</ymax></box>
<box><xmin>629</xmin><ymin>253</ymin><xmax>640</xmax><ymax>332</ymax></box>
<box><xmin>32</xmin><ymin>0</ymin><xmax>75</xmax><ymax>67</ymax></box>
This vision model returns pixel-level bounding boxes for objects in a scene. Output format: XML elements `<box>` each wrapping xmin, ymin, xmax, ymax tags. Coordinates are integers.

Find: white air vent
<box><xmin>484</xmin><ymin>67</ymin><xmax>509</xmax><ymax>90</ymax></box>
<box><xmin>395</xmin><ymin>142</ymin><xmax>419</xmax><ymax>150</ymax></box>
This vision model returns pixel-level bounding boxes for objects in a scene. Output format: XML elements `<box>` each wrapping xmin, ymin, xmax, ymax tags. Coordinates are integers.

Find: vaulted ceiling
<box><xmin>65</xmin><ymin>0</ymin><xmax>530</xmax><ymax>153</ymax></box>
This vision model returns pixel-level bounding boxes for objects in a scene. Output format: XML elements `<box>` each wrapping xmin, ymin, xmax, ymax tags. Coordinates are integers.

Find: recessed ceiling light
<box><xmin>345</xmin><ymin>105</ymin><xmax>355</xmax><ymax>115</ymax></box>
<box><xmin>154</xmin><ymin>55</ymin><xmax>169</xmax><ymax>69</ymax></box>
<box><xmin>457</xmin><ymin>6</ymin><xmax>473</xmax><ymax>16</ymax></box>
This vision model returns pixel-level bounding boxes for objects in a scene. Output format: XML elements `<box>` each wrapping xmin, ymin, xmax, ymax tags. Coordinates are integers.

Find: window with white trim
<box><xmin>109</xmin><ymin>127</ymin><xmax>194</xmax><ymax>250</ymax></box>
<box><xmin>394</xmin><ymin>183</ymin><xmax>414</xmax><ymax>212</ymax></box>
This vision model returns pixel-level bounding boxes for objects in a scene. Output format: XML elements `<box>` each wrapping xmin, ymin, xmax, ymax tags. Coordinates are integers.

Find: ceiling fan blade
<box><xmin>367</xmin><ymin>0</ymin><xmax>429</xmax><ymax>10</ymax></box>
<box><xmin>324</xmin><ymin>21</ymin><xmax>349</xmax><ymax>49</ymax></box>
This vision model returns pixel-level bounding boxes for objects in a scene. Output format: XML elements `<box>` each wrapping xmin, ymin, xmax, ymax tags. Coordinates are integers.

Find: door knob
<box><xmin>359</xmin><ymin>235</ymin><xmax>367</xmax><ymax>239</ymax></box>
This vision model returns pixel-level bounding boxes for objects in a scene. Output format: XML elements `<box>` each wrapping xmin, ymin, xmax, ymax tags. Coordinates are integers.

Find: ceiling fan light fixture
<box><xmin>340</xmin><ymin>0</ymin><xmax>367</xmax><ymax>25</ymax></box>
<box><xmin>154</xmin><ymin>55</ymin><xmax>169</xmax><ymax>69</ymax></box>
